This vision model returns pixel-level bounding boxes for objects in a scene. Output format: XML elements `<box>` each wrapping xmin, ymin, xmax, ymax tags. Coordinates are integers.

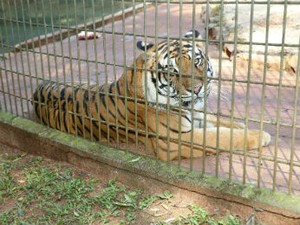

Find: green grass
<box><xmin>175</xmin><ymin>205</ymin><xmax>240</xmax><ymax>225</ymax></box>
<box><xmin>0</xmin><ymin>151</ymin><xmax>241</xmax><ymax>225</ymax></box>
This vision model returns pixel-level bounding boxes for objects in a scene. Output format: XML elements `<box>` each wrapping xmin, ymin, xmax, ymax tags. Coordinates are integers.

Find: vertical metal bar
<box><xmin>0</xmin><ymin>1</ymin><xmax>11</xmax><ymax>113</ymax></box>
<box><xmin>12</xmin><ymin>0</ymin><xmax>26</xmax><ymax>117</ymax></box>
<box><xmin>201</xmin><ymin>0</ymin><xmax>210</xmax><ymax>174</ymax></box>
<box><xmin>154</xmin><ymin>0</ymin><xmax>160</xmax><ymax>161</ymax></box>
<box><xmin>0</xmin><ymin>66</ymin><xmax>4</xmax><ymax>111</ymax></box>
<box><xmin>100</xmin><ymin>0</ymin><xmax>109</xmax><ymax>144</ymax></box>
<box><xmin>74</xmin><ymin>0</ymin><xmax>86</xmax><ymax>138</ymax></box>
<box><xmin>228</xmin><ymin>0</ymin><xmax>239</xmax><ymax>181</ymax></box>
<box><xmin>166</xmin><ymin>0</ymin><xmax>171</xmax><ymax>162</ymax></box>
<box><xmin>111</xmin><ymin>0</ymin><xmax>120</xmax><ymax>148</ymax></box>
<box><xmin>242</xmin><ymin>0</ymin><xmax>255</xmax><ymax>184</ymax></box>
<box><xmin>40</xmin><ymin>0</ymin><xmax>53</xmax><ymax>81</ymax></box>
<box><xmin>4</xmin><ymin>2</ymin><xmax>19</xmax><ymax>115</ymax></box>
<box><xmin>131</xmin><ymin>0</ymin><xmax>139</xmax><ymax>151</ymax></box>
<box><xmin>0</xmin><ymin>44</ymin><xmax>7</xmax><ymax>111</ymax></box>
<box><xmin>271</xmin><ymin>0</ymin><xmax>288</xmax><ymax>192</ymax></box>
<box><xmin>189</xmin><ymin>0</ymin><xmax>196</xmax><ymax>170</ymax></box>
<box><xmin>288</xmin><ymin>36</ymin><xmax>300</xmax><ymax>194</ymax></box>
<box><xmin>120</xmin><ymin>0</ymin><xmax>129</xmax><ymax>151</ymax></box>
<box><xmin>143</xmin><ymin>0</ymin><xmax>149</xmax><ymax>157</ymax></box>
<box><xmin>91</xmin><ymin>0</ymin><xmax>101</xmax><ymax>142</ymax></box>
<box><xmin>33</xmin><ymin>0</ymin><xmax>48</xmax><ymax>125</ymax></box>
<box><xmin>25</xmin><ymin>0</ymin><xmax>41</xmax><ymax>124</ymax></box>
<box><xmin>81</xmin><ymin>0</ymin><xmax>89</xmax><ymax>141</ymax></box>
<box><xmin>271</xmin><ymin>0</ymin><xmax>288</xmax><ymax>191</ymax></box>
<box><xmin>19</xmin><ymin>0</ymin><xmax>34</xmax><ymax>120</ymax></box>
<box><xmin>260</xmin><ymin>0</ymin><xmax>271</xmax><ymax>190</ymax></box>
<box><xmin>177</xmin><ymin>0</ymin><xmax>183</xmax><ymax>166</ymax></box>
<box><xmin>82</xmin><ymin>0</ymin><xmax>94</xmax><ymax>141</ymax></box>
<box><xmin>56</xmin><ymin>0</ymin><xmax>71</xmax><ymax>134</ymax></box>
<box><xmin>215</xmin><ymin>0</ymin><xmax>225</xmax><ymax>178</ymax></box>
<box><xmin>41</xmin><ymin>0</ymin><xmax>58</xmax><ymax>132</ymax></box>
<box><xmin>65</xmin><ymin>0</ymin><xmax>79</xmax><ymax>137</ymax></box>
<box><xmin>48</xmin><ymin>0</ymin><xmax>65</xmax><ymax>133</ymax></box>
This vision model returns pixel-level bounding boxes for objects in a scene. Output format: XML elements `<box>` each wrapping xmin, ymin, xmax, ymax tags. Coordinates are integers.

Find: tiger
<box><xmin>32</xmin><ymin>30</ymin><xmax>271</xmax><ymax>161</ymax></box>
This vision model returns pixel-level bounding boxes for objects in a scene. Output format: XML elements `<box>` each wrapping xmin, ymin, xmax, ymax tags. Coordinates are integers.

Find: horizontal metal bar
<box><xmin>1</xmin><ymin>61</ymin><xmax>298</xmax><ymax>89</ymax></box>
<box><xmin>12</xmin><ymin>96</ymin><xmax>300</xmax><ymax>168</ymax></box>
<box><xmin>143</xmin><ymin>1</ymin><xmax>300</xmax><ymax>5</ymax></box>
<box><xmin>2</xmin><ymin>81</ymin><xmax>299</xmax><ymax>130</ymax></box>
<box><xmin>1</xmin><ymin>19</ymin><xmax>299</xmax><ymax>50</ymax></box>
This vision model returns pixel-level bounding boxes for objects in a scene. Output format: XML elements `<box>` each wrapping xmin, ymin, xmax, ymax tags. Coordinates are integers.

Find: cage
<box><xmin>0</xmin><ymin>0</ymin><xmax>299</xmax><ymax>198</ymax></box>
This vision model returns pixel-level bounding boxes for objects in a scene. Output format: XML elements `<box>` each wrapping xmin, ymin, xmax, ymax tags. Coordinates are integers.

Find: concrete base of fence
<box><xmin>0</xmin><ymin>111</ymin><xmax>299</xmax><ymax>224</ymax></box>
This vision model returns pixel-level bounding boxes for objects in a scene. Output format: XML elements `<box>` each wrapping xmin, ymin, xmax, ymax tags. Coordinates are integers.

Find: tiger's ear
<box><xmin>184</xmin><ymin>30</ymin><xmax>201</xmax><ymax>39</ymax></box>
<box><xmin>137</xmin><ymin>41</ymin><xmax>154</xmax><ymax>51</ymax></box>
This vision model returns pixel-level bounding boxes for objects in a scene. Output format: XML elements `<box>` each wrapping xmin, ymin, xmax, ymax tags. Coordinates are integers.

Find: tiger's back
<box><xmin>32</xmin><ymin>80</ymin><xmax>142</xmax><ymax>142</ymax></box>
<box><xmin>32</xmin><ymin>47</ymin><xmax>151</xmax><ymax>144</ymax></box>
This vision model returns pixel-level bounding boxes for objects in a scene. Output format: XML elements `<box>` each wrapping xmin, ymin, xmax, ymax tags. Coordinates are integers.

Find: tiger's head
<box><xmin>136</xmin><ymin>30</ymin><xmax>214</xmax><ymax>110</ymax></box>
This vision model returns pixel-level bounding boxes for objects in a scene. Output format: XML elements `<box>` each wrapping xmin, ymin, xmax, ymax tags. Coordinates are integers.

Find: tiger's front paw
<box><xmin>261</xmin><ymin>131</ymin><xmax>271</xmax><ymax>147</ymax></box>
<box><xmin>248</xmin><ymin>130</ymin><xmax>271</xmax><ymax>149</ymax></box>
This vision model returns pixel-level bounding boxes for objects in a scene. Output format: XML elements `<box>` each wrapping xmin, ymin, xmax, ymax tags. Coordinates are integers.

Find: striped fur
<box><xmin>32</xmin><ymin>31</ymin><xmax>271</xmax><ymax>161</ymax></box>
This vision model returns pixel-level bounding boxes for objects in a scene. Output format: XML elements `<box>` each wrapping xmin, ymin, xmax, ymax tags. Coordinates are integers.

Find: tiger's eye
<box><xmin>194</xmin><ymin>58</ymin><xmax>200</xmax><ymax>65</ymax></box>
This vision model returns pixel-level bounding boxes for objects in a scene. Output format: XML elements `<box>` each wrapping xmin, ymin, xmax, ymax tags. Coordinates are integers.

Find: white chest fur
<box><xmin>142</xmin><ymin>72</ymin><xmax>214</xmax><ymax>129</ymax></box>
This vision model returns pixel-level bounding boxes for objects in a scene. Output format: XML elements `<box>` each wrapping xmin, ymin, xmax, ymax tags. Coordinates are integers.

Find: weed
<box><xmin>175</xmin><ymin>205</ymin><xmax>240</xmax><ymax>225</ymax></box>
<box><xmin>0</xmin><ymin>151</ymin><xmax>241</xmax><ymax>225</ymax></box>
<box><xmin>157</xmin><ymin>190</ymin><xmax>173</xmax><ymax>201</ymax></box>
<box><xmin>139</xmin><ymin>195</ymin><xmax>157</xmax><ymax>209</ymax></box>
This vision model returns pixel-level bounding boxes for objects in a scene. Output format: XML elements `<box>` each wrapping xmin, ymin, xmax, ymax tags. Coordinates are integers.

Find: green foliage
<box><xmin>175</xmin><ymin>205</ymin><xmax>240</xmax><ymax>225</ymax></box>
<box><xmin>0</xmin><ymin>152</ymin><xmax>240</xmax><ymax>225</ymax></box>
<box><xmin>139</xmin><ymin>194</ymin><xmax>157</xmax><ymax>209</ymax></box>
<box><xmin>157</xmin><ymin>190</ymin><xmax>173</xmax><ymax>201</ymax></box>
<box><xmin>0</xmin><ymin>153</ymin><xmax>172</xmax><ymax>224</ymax></box>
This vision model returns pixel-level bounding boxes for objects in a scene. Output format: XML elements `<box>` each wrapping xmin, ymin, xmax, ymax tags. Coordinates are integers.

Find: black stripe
<box><xmin>94</xmin><ymin>101</ymin><xmax>99</xmax><ymax>113</ymax></box>
<box><xmin>61</xmin><ymin>101</ymin><xmax>69</xmax><ymax>131</ymax></box>
<box><xmin>37</xmin><ymin>89</ymin><xmax>45</xmax><ymax>103</ymax></box>
<box><xmin>34</xmin><ymin>103</ymin><xmax>41</xmax><ymax>120</ymax></box>
<box><xmin>108</xmin><ymin>83</ymin><xmax>115</xmax><ymax>104</ymax></box>
<box><xmin>183</xmin><ymin>44</ymin><xmax>193</xmax><ymax>48</ymax></box>
<box><xmin>99</xmin><ymin>92</ymin><xmax>107</xmax><ymax>109</ymax></box>
<box><xmin>183</xmin><ymin>114</ymin><xmax>192</xmax><ymax>124</ymax></box>
<box><xmin>56</xmin><ymin>109</ymin><xmax>61</xmax><ymax>130</ymax></box>
<box><xmin>83</xmin><ymin>100</ymin><xmax>90</xmax><ymax>118</ymax></box>
<box><xmin>94</xmin><ymin>119</ymin><xmax>108</xmax><ymax>139</ymax></box>
<box><xmin>91</xmin><ymin>92</ymin><xmax>96</xmax><ymax>101</ymax></box>
<box><xmin>60</xmin><ymin>88</ymin><xmax>66</xmax><ymax>100</ymax></box>
<box><xmin>75</xmin><ymin>101</ymin><xmax>83</xmax><ymax>128</ymax></box>
<box><xmin>47</xmin><ymin>90</ymin><xmax>52</xmax><ymax>101</ymax></box>
<box><xmin>74</xmin><ymin>87</ymin><xmax>81</xmax><ymax>99</ymax></box>
<box><xmin>41</xmin><ymin>110</ymin><xmax>48</xmax><ymax>125</ymax></box>
<box><xmin>157</xmin><ymin>41</ymin><xmax>167</xmax><ymax>51</ymax></box>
